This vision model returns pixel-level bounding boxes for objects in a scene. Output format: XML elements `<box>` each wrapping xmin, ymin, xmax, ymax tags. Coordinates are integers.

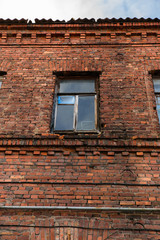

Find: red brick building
<box><xmin>0</xmin><ymin>18</ymin><xmax>160</xmax><ymax>239</ymax></box>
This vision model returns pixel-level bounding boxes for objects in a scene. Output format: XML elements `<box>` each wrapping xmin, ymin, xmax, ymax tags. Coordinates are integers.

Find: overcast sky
<box><xmin>0</xmin><ymin>0</ymin><xmax>159</xmax><ymax>21</ymax></box>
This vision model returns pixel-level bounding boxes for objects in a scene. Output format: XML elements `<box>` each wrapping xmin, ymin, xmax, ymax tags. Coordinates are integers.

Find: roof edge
<box><xmin>0</xmin><ymin>17</ymin><xmax>160</xmax><ymax>25</ymax></box>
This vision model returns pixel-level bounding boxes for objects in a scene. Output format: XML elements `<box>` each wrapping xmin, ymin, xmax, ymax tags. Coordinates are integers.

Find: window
<box><xmin>153</xmin><ymin>78</ymin><xmax>160</xmax><ymax>122</ymax></box>
<box><xmin>52</xmin><ymin>76</ymin><xmax>98</xmax><ymax>132</ymax></box>
<box><xmin>0</xmin><ymin>71</ymin><xmax>7</xmax><ymax>89</ymax></box>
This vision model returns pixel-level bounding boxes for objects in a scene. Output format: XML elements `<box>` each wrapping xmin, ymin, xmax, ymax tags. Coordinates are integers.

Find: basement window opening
<box><xmin>51</xmin><ymin>75</ymin><xmax>98</xmax><ymax>133</ymax></box>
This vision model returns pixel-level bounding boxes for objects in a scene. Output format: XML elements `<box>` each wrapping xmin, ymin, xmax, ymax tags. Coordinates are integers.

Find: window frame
<box><xmin>153</xmin><ymin>76</ymin><xmax>160</xmax><ymax>123</ymax></box>
<box><xmin>51</xmin><ymin>74</ymin><xmax>99</xmax><ymax>133</ymax></box>
<box><xmin>0</xmin><ymin>71</ymin><xmax>7</xmax><ymax>89</ymax></box>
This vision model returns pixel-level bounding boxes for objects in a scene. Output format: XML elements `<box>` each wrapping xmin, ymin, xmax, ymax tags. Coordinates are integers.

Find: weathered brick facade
<box><xmin>0</xmin><ymin>18</ymin><xmax>160</xmax><ymax>239</ymax></box>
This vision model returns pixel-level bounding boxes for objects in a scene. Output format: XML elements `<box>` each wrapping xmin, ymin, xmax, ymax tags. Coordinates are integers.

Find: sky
<box><xmin>0</xmin><ymin>0</ymin><xmax>159</xmax><ymax>22</ymax></box>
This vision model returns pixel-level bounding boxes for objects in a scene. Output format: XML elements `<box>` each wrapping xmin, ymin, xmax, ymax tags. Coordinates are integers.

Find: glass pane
<box><xmin>58</xmin><ymin>96</ymin><xmax>75</xmax><ymax>104</ymax></box>
<box><xmin>55</xmin><ymin>105</ymin><xmax>74</xmax><ymax>130</ymax></box>
<box><xmin>156</xmin><ymin>96</ymin><xmax>160</xmax><ymax>105</ymax></box>
<box><xmin>77</xmin><ymin>96</ymin><xmax>95</xmax><ymax>130</ymax></box>
<box><xmin>157</xmin><ymin>107</ymin><xmax>160</xmax><ymax>123</ymax></box>
<box><xmin>153</xmin><ymin>79</ymin><xmax>160</xmax><ymax>93</ymax></box>
<box><xmin>59</xmin><ymin>79</ymin><xmax>95</xmax><ymax>93</ymax></box>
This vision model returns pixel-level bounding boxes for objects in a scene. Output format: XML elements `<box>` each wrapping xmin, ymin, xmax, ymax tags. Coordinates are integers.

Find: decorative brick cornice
<box><xmin>0</xmin><ymin>18</ymin><xmax>159</xmax><ymax>45</ymax></box>
<box><xmin>0</xmin><ymin>31</ymin><xmax>159</xmax><ymax>45</ymax></box>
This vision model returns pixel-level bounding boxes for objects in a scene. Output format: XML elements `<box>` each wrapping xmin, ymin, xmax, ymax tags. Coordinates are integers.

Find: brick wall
<box><xmin>0</xmin><ymin>209</ymin><xmax>160</xmax><ymax>239</ymax></box>
<box><xmin>0</xmin><ymin>143</ymin><xmax>160</xmax><ymax>207</ymax></box>
<box><xmin>0</xmin><ymin>19</ymin><xmax>160</xmax><ymax>239</ymax></box>
<box><xmin>0</xmin><ymin>23</ymin><xmax>160</xmax><ymax>138</ymax></box>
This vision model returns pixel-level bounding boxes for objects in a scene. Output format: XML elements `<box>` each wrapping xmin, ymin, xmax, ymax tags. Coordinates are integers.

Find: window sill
<box><xmin>51</xmin><ymin>130</ymin><xmax>100</xmax><ymax>136</ymax></box>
